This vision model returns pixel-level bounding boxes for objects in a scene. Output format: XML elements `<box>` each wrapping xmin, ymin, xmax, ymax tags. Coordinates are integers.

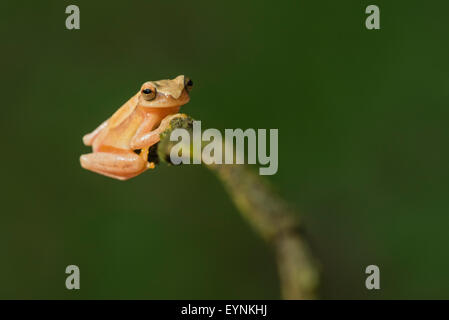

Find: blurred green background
<box><xmin>0</xmin><ymin>0</ymin><xmax>448</xmax><ymax>299</ymax></box>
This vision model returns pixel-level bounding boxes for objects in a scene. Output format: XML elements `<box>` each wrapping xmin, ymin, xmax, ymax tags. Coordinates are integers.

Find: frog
<box><xmin>80</xmin><ymin>75</ymin><xmax>193</xmax><ymax>180</ymax></box>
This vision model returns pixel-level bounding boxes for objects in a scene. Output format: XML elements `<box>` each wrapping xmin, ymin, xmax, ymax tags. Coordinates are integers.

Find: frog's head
<box><xmin>137</xmin><ymin>75</ymin><xmax>192</xmax><ymax>108</ymax></box>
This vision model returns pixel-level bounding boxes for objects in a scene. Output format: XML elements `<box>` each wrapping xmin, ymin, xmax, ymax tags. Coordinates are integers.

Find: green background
<box><xmin>0</xmin><ymin>0</ymin><xmax>448</xmax><ymax>299</ymax></box>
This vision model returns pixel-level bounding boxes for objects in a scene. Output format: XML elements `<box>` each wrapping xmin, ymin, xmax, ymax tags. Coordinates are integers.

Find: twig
<box><xmin>154</xmin><ymin>116</ymin><xmax>320</xmax><ymax>299</ymax></box>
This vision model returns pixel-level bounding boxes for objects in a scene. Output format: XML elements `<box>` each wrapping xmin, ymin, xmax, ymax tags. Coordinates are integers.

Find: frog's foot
<box><xmin>160</xmin><ymin>113</ymin><xmax>187</xmax><ymax>130</ymax></box>
<box><xmin>151</xmin><ymin>113</ymin><xmax>187</xmax><ymax>140</ymax></box>
<box><xmin>80</xmin><ymin>151</ymin><xmax>146</xmax><ymax>181</ymax></box>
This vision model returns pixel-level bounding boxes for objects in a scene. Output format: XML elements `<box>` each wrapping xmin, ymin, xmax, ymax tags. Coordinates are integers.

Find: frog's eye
<box><xmin>184</xmin><ymin>77</ymin><xmax>193</xmax><ymax>91</ymax></box>
<box><xmin>141</xmin><ymin>86</ymin><xmax>157</xmax><ymax>100</ymax></box>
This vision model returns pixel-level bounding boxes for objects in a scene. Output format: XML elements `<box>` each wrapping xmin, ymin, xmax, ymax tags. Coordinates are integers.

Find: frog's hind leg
<box><xmin>80</xmin><ymin>151</ymin><xmax>146</xmax><ymax>181</ymax></box>
<box><xmin>82</xmin><ymin>120</ymin><xmax>108</xmax><ymax>146</ymax></box>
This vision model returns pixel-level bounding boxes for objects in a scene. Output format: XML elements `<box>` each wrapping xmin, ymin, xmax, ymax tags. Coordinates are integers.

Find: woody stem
<box><xmin>156</xmin><ymin>116</ymin><xmax>320</xmax><ymax>299</ymax></box>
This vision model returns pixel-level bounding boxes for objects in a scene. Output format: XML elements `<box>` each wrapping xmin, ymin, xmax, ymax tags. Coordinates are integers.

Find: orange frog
<box><xmin>80</xmin><ymin>75</ymin><xmax>193</xmax><ymax>180</ymax></box>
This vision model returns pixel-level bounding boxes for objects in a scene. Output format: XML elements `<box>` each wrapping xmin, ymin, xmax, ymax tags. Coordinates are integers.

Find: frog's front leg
<box><xmin>80</xmin><ymin>150</ymin><xmax>146</xmax><ymax>180</ymax></box>
<box><xmin>83</xmin><ymin>119</ymin><xmax>108</xmax><ymax>146</ymax></box>
<box><xmin>130</xmin><ymin>113</ymin><xmax>186</xmax><ymax>149</ymax></box>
